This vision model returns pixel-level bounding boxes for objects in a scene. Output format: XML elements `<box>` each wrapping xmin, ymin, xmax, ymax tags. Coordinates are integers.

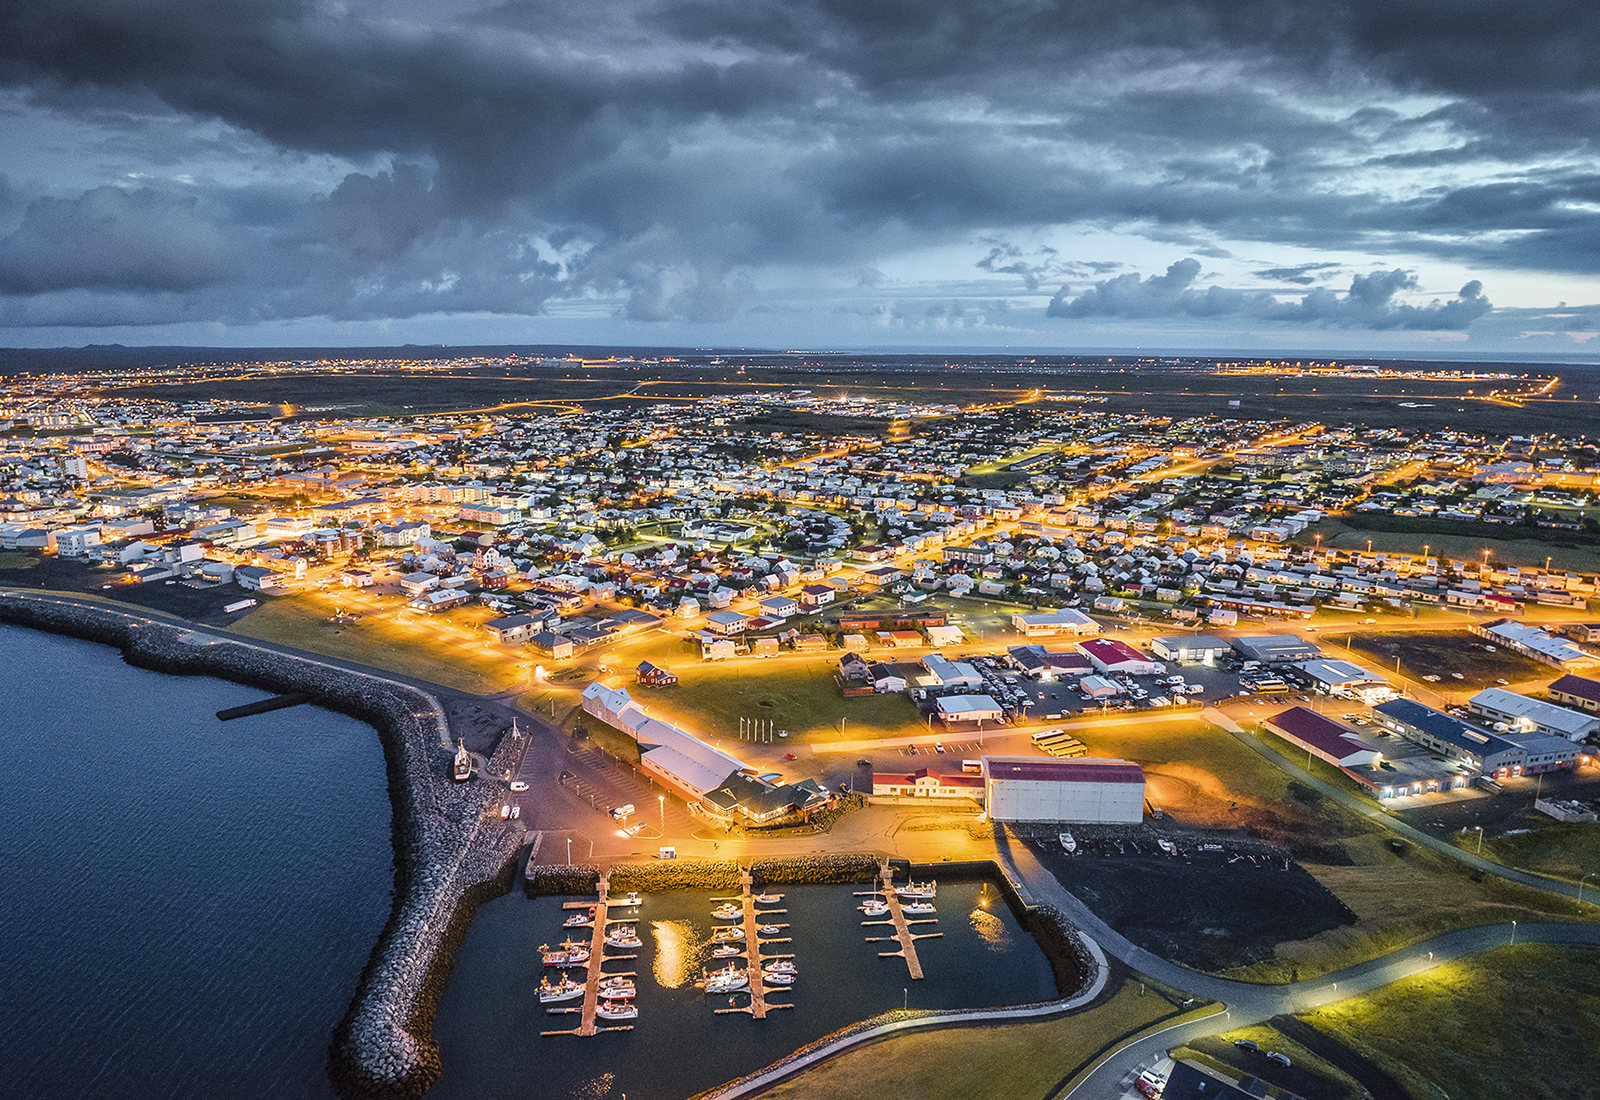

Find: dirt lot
<box><xmin>1328</xmin><ymin>629</ymin><xmax>1548</xmax><ymax>689</ymax></box>
<box><xmin>1032</xmin><ymin>834</ymin><xmax>1357</xmax><ymax>971</ymax></box>
<box><xmin>0</xmin><ymin>556</ymin><xmax>268</xmax><ymax>627</ymax></box>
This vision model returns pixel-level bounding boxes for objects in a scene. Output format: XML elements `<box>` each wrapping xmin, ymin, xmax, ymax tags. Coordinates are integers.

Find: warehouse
<box><xmin>1372</xmin><ymin>698</ymin><xmax>1522</xmax><ymax>777</ymax></box>
<box><xmin>1468</xmin><ymin>687</ymin><xmax>1600</xmax><ymax>742</ymax></box>
<box><xmin>1298</xmin><ymin>658</ymin><xmax>1397</xmax><ymax>704</ymax></box>
<box><xmin>981</xmin><ymin>756</ymin><xmax>1146</xmax><ymax>824</ymax></box>
<box><xmin>1150</xmin><ymin>635</ymin><xmax>1232</xmax><ymax>664</ymax></box>
<box><xmin>934</xmin><ymin>694</ymin><xmax>1004</xmax><ymax>726</ymax></box>
<box><xmin>1262</xmin><ymin>706</ymin><xmax>1382</xmax><ymax>767</ymax></box>
<box><xmin>1012</xmin><ymin>608</ymin><xmax>1102</xmax><ymax>637</ymax></box>
<box><xmin>1078</xmin><ymin>637</ymin><xmax>1162</xmax><ymax>676</ymax></box>
<box><xmin>1232</xmin><ymin>634</ymin><xmax>1320</xmax><ymax>665</ymax></box>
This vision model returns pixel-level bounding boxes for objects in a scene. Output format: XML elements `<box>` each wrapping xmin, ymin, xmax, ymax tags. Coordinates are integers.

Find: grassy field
<box><xmin>0</xmin><ymin>552</ymin><xmax>39</xmax><ymax>569</ymax></box>
<box><xmin>1175</xmin><ymin>1023</ymin><xmax>1364</xmax><ymax>1100</ymax></box>
<box><xmin>1327</xmin><ymin>630</ymin><xmax>1548</xmax><ymax>689</ymax></box>
<box><xmin>1303</xmin><ymin>945</ymin><xmax>1600</xmax><ymax>1100</ymax></box>
<box><xmin>1298</xmin><ymin>517</ymin><xmax>1600</xmax><ymax>572</ymax></box>
<box><xmin>227</xmin><ymin>593</ymin><xmax>522</xmax><ymax>696</ymax></box>
<box><xmin>740</xmin><ymin>978</ymin><xmax>1198</xmax><ymax>1100</ymax></box>
<box><xmin>643</xmin><ymin>658</ymin><xmax>924</xmax><ymax>743</ymax></box>
<box><xmin>1454</xmin><ymin>820</ymin><xmax>1600</xmax><ymax>889</ymax></box>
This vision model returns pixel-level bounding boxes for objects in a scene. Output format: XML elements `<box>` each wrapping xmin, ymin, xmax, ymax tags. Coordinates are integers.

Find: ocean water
<box><xmin>0</xmin><ymin>624</ymin><xmax>393</xmax><ymax>1100</ymax></box>
<box><xmin>430</xmin><ymin>879</ymin><xmax>1060</xmax><ymax>1100</ymax></box>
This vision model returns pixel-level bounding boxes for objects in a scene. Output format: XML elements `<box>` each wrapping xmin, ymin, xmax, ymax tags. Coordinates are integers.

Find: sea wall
<box><xmin>0</xmin><ymin>593</ymin><xmax>524</xmax><ymax>1100</ymax></box>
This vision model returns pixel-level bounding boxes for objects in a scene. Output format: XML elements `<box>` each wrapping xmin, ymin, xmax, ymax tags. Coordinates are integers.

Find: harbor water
<box><xmin>0</xmin><ymin>624</ymin><xmax>393</xmax><ymax>1100</ymax></box>
<box><xmin>430</xmin><ymin>879</ymin><xmax>1059</xmax><ymax>1100</ymax></box>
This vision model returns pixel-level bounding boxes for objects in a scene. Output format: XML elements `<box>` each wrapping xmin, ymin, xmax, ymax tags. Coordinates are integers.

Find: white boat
<box><xmin>762</xmin><ymin>960</ymin><xmax>796</xmax><ymax>975</ymax></box>
<box><xmin>596</xmin><ymin>999</ymin><xmax>638</xmax><ymax>1021</ymax></box>
<box><xmin>903</xmin><ymin>901</ymin><xmax>936</xmax><ymax>915</ymax></box>
<box><xmin>711</xmin><ymin>927</ymin><xmax>746</xmax><ymax>942</ymax></box>
<box><xmin>1059</xmin><ymin>832</ymin><xmax>1077</xmax><ymax>854</ymax></box>
<box><xmin>598</xmin><ymin>976</ymin><xmax>636</xmax><ymax>999</ymax></box>
<box><xmin>605</xmin><ymin>926</ymin><xmax>642</xmax><ymax>949</ymax></box>
<box><xmin>563</xmin><ymin>909</ymin><xmax>595</xmax><ymax>928</ymax></box>
<box><xmin>896</xmin><ymin>880</ymin><xmax>936</xmax><ymax>900</ymax></box>
<box><xmin>540</xmin><ymin>940</ymin><xmax>591</xmax><ymax>968</ymax></box>
<box><xmin>757</xmin><ymin>924</ymin><xmax>781</xmax><ymax>936</ymax></box>
<box><xmin>703</xmin><ymin>964</ymin><xmax>749</xmax><ymax>994</ymax></box>
<box><xmin>537</xmin><ymin>975</ymin><xmax>585</xmax><ymax>1003</ymax></box>
<box><xmin>711</xmin><ymin>943</ymin><xmax>743</xmax><ymax>958</ymax></box>
<box><xmin>711</xmin><ymin>903</ymin><xmax>742</xmax><ymax>920</ymax></box>
<box><xmin>860</xmin><ymin>899</ymin><xmax>890</xmax><ymax>918</ymax></box>
<box><xmin>762</xmin><ymin>971</ymin><xmax>794</xmax><ymax>986</ymax></box>
<box><xmin>1157</xmin><ymin>838</ymin><xmax>1177</xmax><ymax>856</ymax></box>
<box><xmin>753</xmin><ymin>893</ymin><xmax>782</xmax><ymax>905</ymax></box>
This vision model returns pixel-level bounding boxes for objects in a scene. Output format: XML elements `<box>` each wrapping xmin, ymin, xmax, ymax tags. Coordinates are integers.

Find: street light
<box><xmin>1580</xmin><ymin>872</ymin><xmax>1597</xmax><ymax>907</ymax></box>
<box><xmin>1475</xmin><ymin>825</ymin><xmax>1484</xmax><ymax>854</ymax></box>
<box><xmin>566</xmin><ymin>837</ymin><xmax>572</xmax><ymax>865</ymax></box>
<box><xmin>659</xmin><ymin>794</ymin><xmax>665</xmax><ymax>836</ymax></box>
<box><xmin>1511</xmin><ymin>919</ymin><xmax>1517</xmax><ymax>945</ymax></box>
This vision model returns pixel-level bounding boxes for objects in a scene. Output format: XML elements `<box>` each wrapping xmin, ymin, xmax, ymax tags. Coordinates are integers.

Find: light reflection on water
<box><xmin>650</xmin><ymin>920</ymin><xmax>702</xmax><ymax>988</ymax></box>
<box><xmin>969</xmin><ymin>907</ymin><xmax>1012</xmax><ymax>951</ymax></box>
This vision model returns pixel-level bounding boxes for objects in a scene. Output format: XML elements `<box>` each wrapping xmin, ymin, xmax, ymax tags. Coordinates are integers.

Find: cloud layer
<box><xmin>0</xmin><ymin>1</ymin><xmax>1597</xmax><ymax>345</ymax></box>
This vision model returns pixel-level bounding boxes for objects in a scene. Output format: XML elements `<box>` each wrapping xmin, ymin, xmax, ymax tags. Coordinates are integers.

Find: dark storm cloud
<box><xmin>0</xmin><ymin>0</ymin><xmax>1594</xmax><ymax>330</ymax></box>
<box><xmin>1050</xmin><ymin>259</ymin><xmax>1492</xmax><ymax>330</ymax></box>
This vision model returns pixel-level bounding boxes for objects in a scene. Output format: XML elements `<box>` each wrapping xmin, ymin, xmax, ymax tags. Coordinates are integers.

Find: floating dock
<box><xmin>216</xmin><ymin>692</ymin><xmax>308</xmax><ymax>721</ymax></box>
<box><xmin>856</xmin><ymin>868</ymin><xmax>941</xmax><ymax>979</ymax></box>
<box><xmin>710</xmin><ymin>870</ymin><xmax>792</xmax><ymax>1019</ymax></box>
<box><xmin>542</xmin><ymin>875</ymin><xmax>637</xmax><ymax>1036</ymax></box>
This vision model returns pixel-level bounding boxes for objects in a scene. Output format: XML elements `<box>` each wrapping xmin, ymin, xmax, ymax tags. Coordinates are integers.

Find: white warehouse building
<box><xmin>981</xmin><ymin>756</ymin><xmax>1146</xmax><ymax>824</ymax></box>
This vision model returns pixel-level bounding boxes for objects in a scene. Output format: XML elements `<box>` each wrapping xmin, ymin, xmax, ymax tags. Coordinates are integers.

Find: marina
<box><xmin>541</xmin><ymin>877</ymin><xmax>642</xmax><ymax>1037</ymax></box>
<box><xmin>433</xmin><ymin>879</ymin><xmax>1059</xmax><ymax>1100</ymax></box>
<box><xmin>706</xmin><ymin>870</ymin><xmax>793</xmax><ymax>1020</ymax></box>
<box><xmin>857</xmin><ymin>869</ymin><xmax>943</xmax><ymax>980</ymax></box>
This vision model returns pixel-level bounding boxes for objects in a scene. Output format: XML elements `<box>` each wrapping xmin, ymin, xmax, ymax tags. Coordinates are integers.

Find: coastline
<box><xmin>0</xmin><ymin>591</ymin><xmax>526</xmax><ymax>1100</ymax></box>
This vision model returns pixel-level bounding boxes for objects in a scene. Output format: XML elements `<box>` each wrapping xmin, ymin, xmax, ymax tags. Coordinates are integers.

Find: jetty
<box><xmin>709</xmin><ymin>870</ymin><xmax>792</xmax><ymax>1019</ymax></box>
<box><xmin>216</xmin><ymin>692</ymin><xmax>308</xmax><ymax>721</ymax></box>
<box><xmin>857</xmin><ymin>868</ymin><xmax>941</xmax><ymax>979</ymax></box>
<box><xmin>542</xmin><ymin>875</ymin><xmax>637</xmax><ymax>1036</ymax></box>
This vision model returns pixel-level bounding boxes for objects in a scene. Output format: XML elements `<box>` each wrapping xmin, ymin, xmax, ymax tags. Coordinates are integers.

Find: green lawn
<box><xmin>1455</xmin><ymin>820</ymin><xmax>1600</xmax><ymax>889</ymax></box>
<box><xmin>1297</xmin><ymin>517</ymin><xmax>1600</xmax><ymax>572</ymax></box>
<box><xmin>0</xmin><ymin>552</ymin><xmax>39</xmax><ymax>569</ymax></box>
<box><xmin>1303</xmin><ymin>945</ymin><xmax>1600</xmax><ymax>1100</ymax></box>
<box><xmin>654</xmin><ymin>659</ymin><xmax>924</xmax><ymax>744</ymax></box>
<box><xmin>739</xmin><ymin>978</ymin><xmax>1199</xmax><ymax>1100</ymax></box>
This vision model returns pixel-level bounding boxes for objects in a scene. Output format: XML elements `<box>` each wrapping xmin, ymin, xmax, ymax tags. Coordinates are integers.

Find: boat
<box><xmin>563</xmin><ymin>908</ymin><xmax>595</xmax><ymax>928</ymax></box>
<box><xmin>711</xmin><ymin>943</ymin><xmax>743</xmax><ymax>958</ymax></box>
<box><xmin>540</xmin><ymin>939</ymin><xmax>591</xmax><ymax>968</ymax></box>
<box><xmin>598</xmin><ymin>976</ymin><xmax>636</xmax><ymax>999</ymax></box>
<box><xmin>613</xmin><ymin>891</ymin><xmax>642</xmax><ymax>907</ymax></box>
<box><xmin>753</xmin><ymin>893</ymin><xmax>782</xmax><ymax>905</ymax></box>
<box><xmin>1059</xmin><ymin>832</ymin><xmax>1076</xmax><ymax>854</ymax></box>
<box><xmin>860</xmin><ymin>899</ymin><xmax>889</xmax><ymax>918</ymax></box>
<box><xmin>762</xmin><ymin>960</ymin><xmax>796</xmax><ymax>975</ymax></box>
<box><xmin>896</xmin><ymin>880</ymin><xmax>936</xmax><ymax>900</ymax></box>
<box><xmin>1157</xmin><ymin>838</ymin><xmax>1177</xmax><ymax>856</ymax></box>
<box><xmin>711</xmin><ymin>927</ymin><xmax>746</xmax><ymax>942</ymax></box>
<box><xmin>537</xmin><ymin>974</ymin><xmax>586</xmax><ymax>1003</ymax></box>
<box><xmin>902</xmin><ymin>901</ymin><xmax>936</xmax><ymax>915</ymax></box>
<box><xmin>762</xmin><ymin>971</ymin><xmax>795</xmax><ymax>986</ymax></box>
<box><xmin>453</xmin><ymin>739</ymin><xmax>472</xmax><ymax>782</ymax></box>
<box><xmin>711</xmin><ymin>903</ymin><xmax>742</xmax><ymax>920</ymax></box>
<box><xmin>596</xmin><ymin>999</ymin><xmax>638</xmax><ymax>1021</ymax></box>
<box><xmin>757</xmin><ymin>924</ymin><xmax>781</xmax><ymax>936</ymax></box>
<box><xmin>703</xmin><ymin>964</ymin><xmax>749</xmax><ymax>994</ymax></box>
<box><xmin>605</xmin><ymin>925</ymin><xmax>642</xmax><ymax>949</ymax></box>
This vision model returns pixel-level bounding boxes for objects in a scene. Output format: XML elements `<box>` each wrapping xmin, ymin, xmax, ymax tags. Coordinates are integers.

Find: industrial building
<box><xmin>1298</xmin><ymin>658</ymin><xmax>1397</xmax><ymax>703</ymax></box>
<box><xmin>871</xmin><ymin>767</ymin><xmax>985</xmax><ymax>801</ymax></box>
<box><xmin>1469</xmin><ymin>687</ymin><xmax>1600</xmax><ymax>742</ymax></box>
<box><xmin>1372</xmin><ymin>698</ymin><xmax>1524</xmax><ymax>777</ymax></box>
<box><xmin>934</xmin><ymin>694</ymin><xmax>1004</xmax><ymax>726</ymax></box>
<box><xmin>1149</xmin><ymin>635</ymin><xmax>1232</xmax><ymax>663</ymax></box>
<box><xmin>1547</xmin><ymin>674</ymin><xmax>1600</xmax><ymax>713</ymax></box>
<box><xmin>981</xmin><ymin>756</ymin><xmax>1146</xmax><ymax>824</ymax></box>
<box><xmin>1011</xmin><ymin>609</ymin><xmax>1102</xmax><ymax>637</ymax></box>
<box><xmin>1262</xmin><ymin>707</ymin><xmax>1381</xmax><ymax>767</ymax></box>
<box><xmin>1078</xmin><ymin>637</ymin><xmax>1162</xmax><ymax>676</ymax></box>
<box><xmin>1232</xmin><ymin>635</ymin><xmax>1321</xmax><ymax>665</ymax></box>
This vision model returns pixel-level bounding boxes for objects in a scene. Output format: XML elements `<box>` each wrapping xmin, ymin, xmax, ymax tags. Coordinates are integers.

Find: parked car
<box><xmin>1265</xmin><ymin>1051</ymin><xmax>1291</xmax><ymax>1067</ymax></box>
<box><xmin>1233</xmin><ymin>1039</ymin><xmax>1259</xmax><ymax>1051</ymax></box>
<box><xmin>609</xmin><ymin>803</ymin><xmax>636</xmax><ymax>820</ymax></box>
<box><xmin>509</xmin><ymin>780</ymin><xmax>529</xmax><ymax>792</ymax></box>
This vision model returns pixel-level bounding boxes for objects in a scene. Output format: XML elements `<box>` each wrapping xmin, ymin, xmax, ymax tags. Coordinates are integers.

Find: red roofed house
<box><xmin>871</xmin><ymin>767</ymin><xmax>984</xmax><ymax>801</ymax></box>
<box><xmin>1263</xmin><ymin>706</ymin><xmax>1382</xmax><ymax>767</ymax></box>
<box><xmin>981</xmin><ymin>756</ymin><xmax>1146</xmax><ymax>823</ymax></box>
<box><xmin>1078</xmin><ymin>637</ymin><xmax>1162</xmax><ymax>676</ymax></box>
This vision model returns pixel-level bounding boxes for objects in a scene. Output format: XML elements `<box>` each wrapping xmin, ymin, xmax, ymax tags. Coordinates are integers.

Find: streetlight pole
<box><xmin>566</xmin><ymin>837</ymin><xmax>572</xmax><ymax>865</ymax></box>
<box><xmin>1580</xmin><ymin>872</ymin><xmax>1597</xmax><ymax>908</ymax></box>
<box><xmin>1475</xmin><ymin>826</ymin><xmax>1484</xmax><ymax>855</ymax></box>
<box><xmin>659</xmin><ymin>794</ymin><xmax>665</xmax><ymax>837</ymax></box>
<box><xmin>1511</xmin><ymin>919</ymin><xmax>1517</xmax><ymax>945</ymax></box>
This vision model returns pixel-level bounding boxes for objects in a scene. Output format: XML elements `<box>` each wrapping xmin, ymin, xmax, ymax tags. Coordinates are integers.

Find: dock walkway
<box><xmin>859</xmin><ymin>868</ymin><xmax>941</xmax><ymax>979</ymax></box>
<box><xmin>542</xmin><ymin>874</ymin><xmax>638</xmax><ymax>1036</ymax></box>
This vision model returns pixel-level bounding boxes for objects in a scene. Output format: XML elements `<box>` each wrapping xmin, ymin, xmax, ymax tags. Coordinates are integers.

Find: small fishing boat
<box><xmin>537</xmin><ymin>974</ymin><xmax>586</xmax><ymax>1003</ymax></box>
<box><xmin>762</xmin><ymin>971</ymin><xmax>794</xmax><ymax>986</ymax></box>
<box><xmin>753</xmin><ymin>893</ymin><xmax>782</xmax><ymax>905</ymax></box>
<box><xmin>605</xmin><ymin>925</ymin><xmax>642</xmax><ymax>949</ymax></box>
<box><xmin>563</xmin><ymin>908</ymin><xmax>595</xmax><ymax>928</ymax></box>
<box><xmin>860</xmin><ymin>899</ymin><xmax>890</xmax><ymax>918</ymax></box>
<box><xmin>711</xmin><ymin>926</ymin><xmax>746</xmax><ymax>943</ymax></box>
<box><xmin>540</xmin><ymin>939</ymin><xmax>591</xmax><ymax>968</ymax></box>
<box><xmin>902</xmin><ymin>901</ymin><xmax>936</xmax><ymax>915</ymax></box>
<box><xmin>703</xmin><ymin>964</ymin><xmax>749</xmax><ymax>994</ymax></box>
<box><xmin>711</xmin><ymin>903</ymin><xmax>742</xmax><ymax>920</ymax></box>
<box><xmin>756</xmin><ymin>924</ymin><xmax>781</xmax><ymax>936</ymax></box>
<box><xmin>1059</xmin><ymin>832</ymin><xmax>1077</xmax><ymax>854</ymax></box>
<box><xmin>762</xmin><ymin>960</ymin><xmax>796</xmax><ymax>975</ymax></box>
<box><xmin>711</xmin><ymin>943</ymin><xmax>743</xmax><ymax>958</ymax></box>
<box><xmin>598</xmin><ymin>976</ymin><xmax>636</xmax><ymax>999</ymax></box>
<box><xmin>596</xmin><ymin>999</ymin><xmax>638</xmax><ymax>1021</ymax></box>
<box><xmin>896</xmin><ymin>880</ymin><xmax>936</xmax><ymax>900</ymax></box>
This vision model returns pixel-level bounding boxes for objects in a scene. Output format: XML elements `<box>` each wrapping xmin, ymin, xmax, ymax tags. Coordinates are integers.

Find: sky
<box><xmin>4</xmin><ymin>1</ymin><xmax>1600</xmax><ymax>355</ymax></box>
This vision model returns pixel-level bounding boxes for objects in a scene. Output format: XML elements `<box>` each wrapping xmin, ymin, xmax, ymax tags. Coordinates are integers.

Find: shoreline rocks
<box><xmin>0</xmin><ymin>593</ymin><xmax>523</xmax><ymax>1100</ymax></box>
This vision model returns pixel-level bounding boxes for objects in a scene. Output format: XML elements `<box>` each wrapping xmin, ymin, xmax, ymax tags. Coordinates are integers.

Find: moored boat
<box><xmin>605</xmin><ymin>925</ymin><xmax>642</xmax><ymax>949</ymax></box>
<box><xmin>711</xmin><ymin>903</ymin><xmax>741</xmax><ymax>920</ymax></box>
<box><xmin>703</xmin><ymin>964</ymin><xmax>749</xmax><ymax>994</ymax></box>
<box><xmin>711</xmin><ymin>943</ymin><xmax>743</xmax><ymax>957</ymax></box>
<box><xmin>860</xmin><ymin>899</ymin><xmax>889</xmax><ymax>917</ymax></box>
<box><xmin>598</xmin><ymin>976</ymin><xmax>636</xmax><ymax>999</ymax></box>
<box><xmin>537</xmin><ymin>974</ymin><xmax>585</xmax><ymax>1003</ymax></box>
<box><xmin>563</xmin><ymin>908</ymin><xmax>595</xmax><ymax>928</ymax></box>
<box><xmin>896</xmin><ymin>880</ymin><xmax>936</xmax><ymax>900</ymax></box>
<box><xmin>596</xmin><ymin>999</ymin><xmax>638</xmax><ymax>1021</ymax></box>
<box><xmin>761</xmin><ymin>971</ymin><xmax>794</xmax><ymax>986</ymax></box>
<box><xmin>753</xmin><ymin>893</ymin><xmax>782</xmax><ymax>904</ymax></box>
<box><xmin>757</xmin><ymin>924</ymin><xmax>781</xmax><ymax>936</ymax></box>
<box><xmin>711</xmin><ymin>926</ymin><xmax>746</xmax><ymax>942</ymax></box>
<box><xmin>903</xmin><ymin>901</ymin><xmax>936</xmax><ymax>915</ymax></box>
<box><xmin>1059</xmin><ymin>832</ymin><xmax>1076</xmax><ymax>854</ymax></box>
<box><xmin>762</xmin><ymin>959</ymin><xmax>796</xmax><ymax>975</ymax></box>
<box><xmin>540</xmin><ymin>939</ymin><xmax>592</xmax><ymax>968</ymax></box>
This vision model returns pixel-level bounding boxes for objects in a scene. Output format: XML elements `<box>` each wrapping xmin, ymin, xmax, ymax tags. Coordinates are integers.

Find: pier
<box><xmin>708</xmin><ymin>870</ymin><xmax>792</xmax><ymax>1019</ymax></box>
<box><xmin>215</xmin><ymin>691</ymin><xmax>308</xmax><ymax>721</ymax></box>
<box><xmin>542</xmin><ymin>875</ymin><xmax>638</xmax><ymax>1037</ymax></box>
<box><xmin>857</xmin><ymin>869</ymin><xmax>941</xmax><ymax>979</ymax></box>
